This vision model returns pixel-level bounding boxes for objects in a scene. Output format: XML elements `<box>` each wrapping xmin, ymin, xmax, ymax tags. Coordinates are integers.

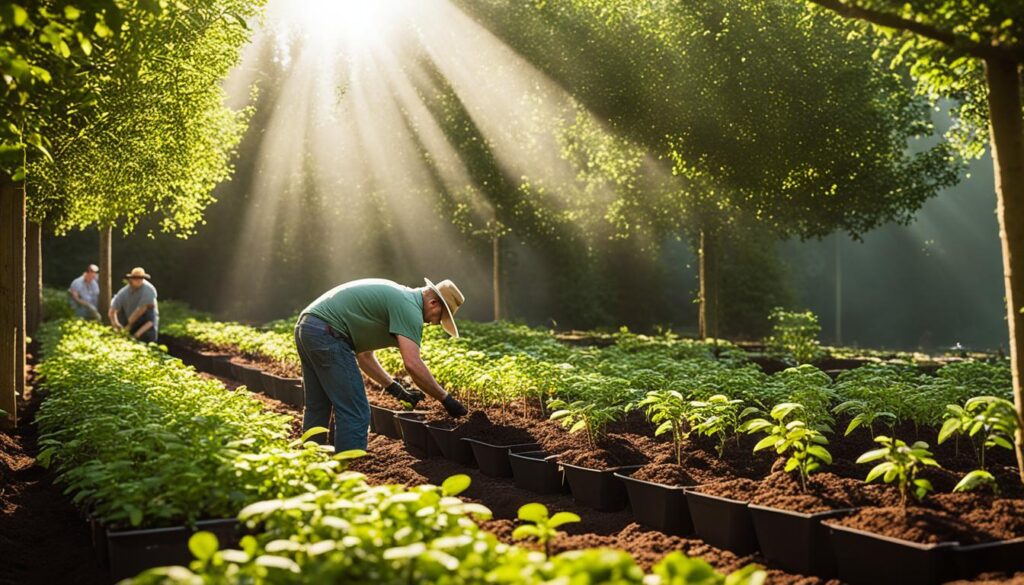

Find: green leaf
<box><xmin>188</xmin><ymin>531</ymin><xmax>219</xmax><ymax>562</ymax></box>
<box><xmin>255</xmin><ymin>555</ymin><xmax>301</xmax><ymax>573</ymax></box>
<box><xmin>938</xmin><ymin>417</ymin><xmax>961</xmax><ymax>444</ymax></box>
<box><xmin>953</xmin><ymin>470</ymin><xmax>995</xmax><ymax>492</ymax></box>
<box><xmin>865</xmin><ymin>462</ymin><xmax>891</xmax><ymax>483</ymax></box>
<box><xmin>11</xmin><ymin>5</ymin><xmax>28</xmax><ymax>26</ymax></box>
<box><xmin>844</xmin><ymin>418</ymin><xmax>862</xmax><ymax>436</ymax></box>
<box><xmin>856</xmin><ymin>448</ymin><xmax>888</xmax><ymax>464</ymax></box>
<box><xmin>512</xmin><ymin>525</ymin><xmax>540</xmax><ymax>541</ymax></box>
<box><xmin>548</xmin><ymin>511</ymin><xmax>581</xmax><ymax>528</ymax></box>
<box><xmin>125</xmin><ymin>504</ymin><xmax>143</xmax><ymax>527</ymax></box>
<box><xmin>517</xmin><ymin>502</ymin><xmax>548</xmax><ymax>523</ymax></box>
<box><xmin>299</xmin><ymin>426</ymin><xmax>329</xmax><ymax>443</ymax></box>
<box><xmin>990</xmin><ymin>436</ymin><xmax>1013</xmax><ymax>450</ymax></box>
<box><xmin>806</xmin><ymin>445</ymin><xmax>832</xmax><ymax>465</ymax></box>
<box><xmin>383</xmin><ymin>543</ymin><xmax>426</xmax><ymax>560</ymax></box>
<box><xmin>753</xmin><ymin>435</ymin><xmax>779</xmax><ymax>452</ymax></box>
<box><xmin>441</xmin><ymin>474</ymin><xmax>471</xmax><ymax>497</ymax></box>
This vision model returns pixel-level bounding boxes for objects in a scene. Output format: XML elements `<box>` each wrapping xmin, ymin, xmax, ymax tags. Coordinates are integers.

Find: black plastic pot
<box><xmin>90</xmin><ymin>517</ymin><xmax>108</xmax><ymax>568</ymax></box>
<box><xmin>425</xmin><ymin>423</ymin><xmax>477</xmax><ymax>467</ymax></box>
<box><xmin>684</xmin><ymin>488</ymin><xmax>758</xmax><ymax>555</ymax></box>
<box><xmin>198</xmin><ymin>350</ymin><xmax>231</xmax><ymax>375</ymax></box>
<box><xmin>395</xmin><ymin>412</ymin><xmax>442</xmax><ymax>459</ymax></box>
<box><xmin>370</xmin><ymin>404</ymin><xmax>402</xmax><ymax>439</ymax></box>
<box><xmin>461</xmin><ymin>439</ymin><xmax>539</xmax><ymax>478</ymax></box>
<box><xmin>106</xmin><ymin>519</ymin><xmax>238</xmax><ymax>581</ymax></box>
<box><xmin>953</xmin><ymin>537</ymin><xmax>1024</xmax><ymax>580</ymax></box>
<box><xmin>231</xmin><ymin>362</ymin><xmax>267</xmax><ymax>394</ymax></box>
<box><xmin>509</xmin><ymin>451</ymin><xmax>568</xmax><ymax>494</ymax></box>
<box><xmin>825</xmin><ymin>521</ymin><xmax>958</xmax><ymax>585</ymax></box>
<box><xmin>748</xmin><ymin>504</ymin><xmax>854</xmax><ymax>577</ymax></box>
<box><xmin>276</xmin><ymin>377</ymin><xmax>304</xmax><ymax>408</ymax></box>
<box><xmin>208</xmin><ymin>355</ymin><xmax>234</xmax><ymax>379</ymax></box>
<box><xmin>615</xmin><ymin>470</ymin><xmax>694</xmax><ymax>535</ymax></box>
<box><xmin>561</xmin><ymin>462</ymin><xmax>642</xmax><ymax>512</ymax></box>
<box><xmin>259</xmin><ymin>371</ymin><xmax>280</xmax><ymax>400</ymax></box>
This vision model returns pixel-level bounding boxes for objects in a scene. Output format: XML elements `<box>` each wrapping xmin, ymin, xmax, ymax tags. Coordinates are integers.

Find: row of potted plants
<box><xmin>33</xmin><ymin>320</ymin><xmax>359</xmax><ymax>580</ymax></box>
<box><xmin>124</xmin><ymin>479</ymin><xmax>768</xmax><ymax>585</ymax></box>
<box><xmin>37</xmin><ymin>319</ymin><xmax>771</xmax><ymax>584</ymax></box>
<box><xmin>375</xmin><ymin>388</ymin><xmax>1024</xmax><ymax>585</ymax></box>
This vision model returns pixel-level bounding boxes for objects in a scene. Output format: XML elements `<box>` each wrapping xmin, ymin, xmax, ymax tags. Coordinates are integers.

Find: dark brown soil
<box><xmin>948</xmin><ymin>573</ymin><xmax>1024</xmax><ymax>585</ymax></box>
<box><xmin>692</xmin><ymin>477</ymin><xmax>761</xmax><ymax>502</ymax></box>
<box><xmin>0</xmin><ymin>382</ymin><xmax>111</xmax><ymax>585</ymax></box>
<box><xmin>747</xmin><ymin>471</ymin><xmax>901</xmax><ymax>513</ymax></box>
<box><xmin>833</xmin><ymin>493</ymin><xmax>1024</xmax><ymax>545</ymax></box>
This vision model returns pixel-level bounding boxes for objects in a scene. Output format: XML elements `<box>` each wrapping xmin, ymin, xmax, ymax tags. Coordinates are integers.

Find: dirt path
<box><xmin>0</xmin><ymin>366</ymin><xmax>112</xmax><ymax>585</ymax></box>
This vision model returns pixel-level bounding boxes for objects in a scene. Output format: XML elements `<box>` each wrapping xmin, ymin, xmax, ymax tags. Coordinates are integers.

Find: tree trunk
<box><xmin>0</xmin><ymin>171</ymin><xmax>25</xmax><ymax>428</ymax></box>
<box><xmin>835</xmin><ymin>231</ymin><xmax>843</xmax><ymax>346</ymax></box>
<box><xmin>984</xmin><ymin>57</ymin><xmax>1024</xmax><ymax>484</ymax></box>
<box><xmin>26</xmin><ymin>221</ymin><xmax>42</xmax><ymax>337</ymax></box>
<box><xmin>493</xmin><ymin>234</ymin><xmax>501</xmax><ymax>321</ymax></box>
<box><xmin>99</xmin><ymin>225</ymin><xmax>113</xmax><ymax>323</ymax></box>
<box><xmin>698</xmin><ymin>229</ymin><xmax>720</xmax><ymax>340</ymax></box>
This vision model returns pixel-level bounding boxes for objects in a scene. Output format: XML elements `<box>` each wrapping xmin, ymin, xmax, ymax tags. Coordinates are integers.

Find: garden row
<box><xmin>158</xmin><ymin>304</ymin><xmax>1018</xmax><ymax>584</ymax></box>
<box><xmin>35</xmin><ymin>319</ymin><xmax>766</xmax><ymax>584</ymax></box>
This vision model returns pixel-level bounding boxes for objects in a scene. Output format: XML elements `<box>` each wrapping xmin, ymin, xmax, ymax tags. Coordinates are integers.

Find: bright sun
<box><xmin>287</xmin><ymin>0</ymin><xmax>404</xmax><ymax>50</ymax></box>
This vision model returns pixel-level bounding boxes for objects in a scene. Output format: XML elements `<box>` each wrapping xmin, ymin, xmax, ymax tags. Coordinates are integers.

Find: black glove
<box><xmin>442</xmin><ymin>394</ymin><xmax>468</xmax><ymax>418</ymax></box>
<box><xmin>385</xmin><ymin>381</ymin><xmax>424</xmax><ymax>408</ymax></box>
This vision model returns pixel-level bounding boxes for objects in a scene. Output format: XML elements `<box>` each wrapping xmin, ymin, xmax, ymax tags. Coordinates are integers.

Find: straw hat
<box><xmin>424</xmin><ymin>278</ymin><xmax>464</xmax><ymax>338</ymax></box>
<box><xmin>125</xmin><ymin>267</ymin><xmax>151</xmax><ymax>279</ymax></box>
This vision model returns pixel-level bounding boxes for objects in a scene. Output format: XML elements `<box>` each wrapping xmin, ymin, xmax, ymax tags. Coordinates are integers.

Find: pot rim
<box><xmin>560</xmin><ymin>461</ymin><xmax>644</xmax><ymax>473</ymax></box>
<box><xmin>460</xmin><ymin>438</ymin><xmax>540</xmax><ymax>449</ymax></box>
<box><xmin>823</xmin><ymin>519</ymin><xmax>961</xmax><ymax>550</ymax></box>
<box><xmin>683</xmin><ymin>486</ymin><xmax>750</xmax><ymax>506</ymax></box>
<box><xmin>747</xmin><ymin>502</ymin><xmax>857</xmax><ymax>520</ymax></box>
<box><xmin>613</xmin><ymin>470</ymin><xmax>692</xmax><ymax>491</ymax></box>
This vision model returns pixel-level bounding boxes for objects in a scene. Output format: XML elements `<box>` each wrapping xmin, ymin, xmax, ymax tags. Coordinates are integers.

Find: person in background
<box><xmin>295</xmin><ymin>277</ymin><xmax>469</xmax><ymax>452</ymax></box>
<box><xmin>68</xmin><ymin>264</ymin><xmax>101</xmax><ymax>320</ymax></box>
<box><xmin>109</xmin><ymin>267</ymin><xmax>159</xmax><ymax>342</ymax></box>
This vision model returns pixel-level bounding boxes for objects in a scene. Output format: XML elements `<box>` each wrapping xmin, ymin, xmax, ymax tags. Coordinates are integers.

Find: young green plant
<box><xmin>857</xmin><ymin>435</ymin><xmax>940</xmax><ymax>506</ymax></box>
<box><xmin>688</xmin><ymin>394</ymin><xmax>757</xmax><ymax>458</ymax></box>
<box><xmin>938</xmin><ymin>396</ymin><xmax>1020</xmax><ymax>493</ymax></box>
<box><xmin>511</xmin><ymin>503</ymin><xmax>580</xmax><ymax>558</ymax></box>
<box><xmin>548</xmin><ymin>398</ymin><xmax>625</xmax><ymax>451</ymax></box>
<box><xmin>833</xmin><ymin>399</ymin><xmax>897</xmax><ymax>437</ymax></box>
<box><xmin>741</xmin><ymin>402</ymin><xmax>831</xmax><ymax>491</ymax></box>
<box><xmin>637</xmin><ymin>390</ymin><xmax>690</xmax><ymax>465</ymax></box>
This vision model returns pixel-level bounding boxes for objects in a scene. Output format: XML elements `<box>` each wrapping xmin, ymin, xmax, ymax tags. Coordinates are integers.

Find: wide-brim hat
<box><xmin>125</xmin><ymin>267</ymin><xmax>151</xmax><ymax>279</ymax></box>
<box><xmin>424</xmin><ymin>278</ymin><xmax>464</xmax><ymax>338</ymax></box>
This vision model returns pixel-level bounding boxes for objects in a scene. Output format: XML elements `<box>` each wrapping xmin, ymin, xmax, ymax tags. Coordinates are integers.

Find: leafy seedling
<box><xmin>857</xmin><ymin>435</ymin><xmax>940</xmax><ymax>506</ymax></box>
<box><xmin>511</xmin><ymin>502</ymin><xmax>580</xmax><ymax>558</ymax></box>
<box><xmin>938</xmin><ymin>396</ymin><xmax>1020</xmax><ymax>493</ymax></box>
<box><xmin>741</xmin><ymin>402</ymin><xmax>831</xmax><ymax>491</ymax></box>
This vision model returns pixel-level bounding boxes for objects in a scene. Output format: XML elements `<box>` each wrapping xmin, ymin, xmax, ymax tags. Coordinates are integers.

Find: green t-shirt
<box><xmin>303</xmin><ymin>279</ymin><xmax>424</xmax><ymax>352</ymax></box>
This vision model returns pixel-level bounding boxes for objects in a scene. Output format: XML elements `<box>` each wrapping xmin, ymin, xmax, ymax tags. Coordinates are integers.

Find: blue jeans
<box><xmin>124</xmin><ymin>308</ymin><xmax>158</xmax><ymax>343</ymax></box>
<box><xmin>294</xmin><ymin>315</ymin><xmax>369</xmax><ymax>452</ymax></box>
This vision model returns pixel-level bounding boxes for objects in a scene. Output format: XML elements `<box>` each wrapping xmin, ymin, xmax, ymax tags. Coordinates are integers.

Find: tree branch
<box><xmin>806</xmin><ymin>0</ymin><xmax>1024</xmax><ymax>63</ymax></box>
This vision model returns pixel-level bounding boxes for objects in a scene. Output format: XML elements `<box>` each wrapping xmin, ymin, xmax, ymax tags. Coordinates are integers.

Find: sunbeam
<box><xmin>219</xmin><ymin>0</ymin><xmax>640</xmax><ymax>317</ymax></box>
